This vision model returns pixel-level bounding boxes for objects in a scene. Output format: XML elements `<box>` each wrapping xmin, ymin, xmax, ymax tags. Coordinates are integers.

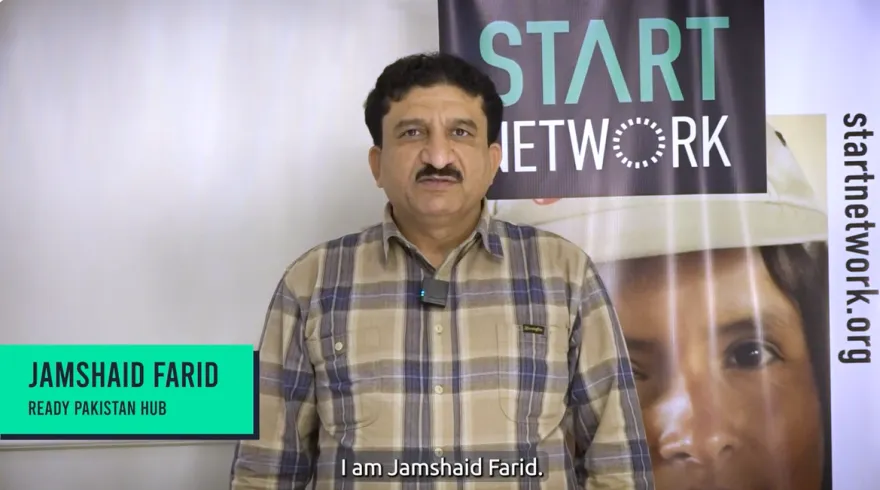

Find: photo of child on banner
<box><xmin>491</xmin><ymin>121</ymin><xmax>830</xmax><ymax>490</ymax></box>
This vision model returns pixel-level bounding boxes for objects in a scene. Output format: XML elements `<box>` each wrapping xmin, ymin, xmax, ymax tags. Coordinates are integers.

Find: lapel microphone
<box><xmin>420</xmin><ymin>277</ymin><xmax>449</xmax><ymax>307</ymax></box>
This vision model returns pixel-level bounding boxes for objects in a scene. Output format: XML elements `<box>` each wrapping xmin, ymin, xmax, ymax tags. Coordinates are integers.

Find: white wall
<box><xmin>0</xmin><ymin>442</ymin><xmax>236</xmax><ymax>490</ymax></box>
<box><xmin>0</xmin><ymin>0</ymin><xmax>438</xmax><ymax>488</ymax></box>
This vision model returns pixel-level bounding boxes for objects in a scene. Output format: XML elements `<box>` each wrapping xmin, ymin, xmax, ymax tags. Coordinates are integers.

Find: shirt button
<box><xmin>434</xmin><ymin>385</ymin><xmax>444</xmax><ymax>395</ymax></box>
<box><xmin>434</xmin><ymin>324</ymin><xmax>443</xmax><ymax>334</ymax></box>
<box><xmin>434</xmin><ymin>447</ymin><xmax>443</xmax><ymax>457</ymax></box>
<box><xmin>334</xmin><ymin>341</ymin><xmax>344</xmax><ymax>352</ymax></box>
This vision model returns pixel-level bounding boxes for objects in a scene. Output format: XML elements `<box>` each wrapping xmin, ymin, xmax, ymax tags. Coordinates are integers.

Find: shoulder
<box><xmin>493</xmin><ymin>218</ymin><xmax>606</xmax><ymax>323</ymax></box>
<box><xmin>492</xmin><ymin>218</ymin><xmax>594</xmax><ymax>276</ymax></box>
<box><xmin>279</xmin><ymin>223</ymin><xmax>385</xmax><ymax>302</ymax></box>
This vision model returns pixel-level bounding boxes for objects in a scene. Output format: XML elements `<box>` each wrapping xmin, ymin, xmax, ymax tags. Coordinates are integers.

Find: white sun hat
<box><xmin>491</xmin><ymin>123</ymin><xmax>828</xmax><ymax>264</ymax></box>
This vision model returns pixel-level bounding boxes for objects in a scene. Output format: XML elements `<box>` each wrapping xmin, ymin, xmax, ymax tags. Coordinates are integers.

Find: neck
<box><xmin>392</xmin><ymin>203</ymin><xmax>483</xmax><ymax>268</ymax></box>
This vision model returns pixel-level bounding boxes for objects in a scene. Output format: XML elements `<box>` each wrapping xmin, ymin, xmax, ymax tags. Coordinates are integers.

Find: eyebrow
<box><xmin>451</xmin><ymin>118</ymin><xmax>478</xmax><ymax>131</ymax></box>
<box><xmin>624</xmin><ymin>338</ymin><xmax>657</xmax><ymax>354</ymax></box>
<box><xmin>622</xmin><ymin>312</ymin><xmax>790</xmax><ymax>352</ymax></box>
<box><xmin>392</xmin><ymin>117</ymin><xmax>479</xmax><ymax>133</ymax></box>
<box><xmin>718</xmin><ymin>313</ymin><xmax>786</xmax><ymax>339</ymax></box>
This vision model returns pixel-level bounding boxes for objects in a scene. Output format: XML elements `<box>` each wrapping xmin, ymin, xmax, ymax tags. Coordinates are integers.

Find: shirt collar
<box><xmin>381</xmin><ymin>198</ymin><xmax>504</xmax><ymax>261</ymax></box>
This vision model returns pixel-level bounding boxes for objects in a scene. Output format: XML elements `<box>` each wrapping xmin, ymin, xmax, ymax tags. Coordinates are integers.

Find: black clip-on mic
<box><xmin>420</xmin><ymin>277</ymin><xmax>449</xmax><ymax>307</ymax></box>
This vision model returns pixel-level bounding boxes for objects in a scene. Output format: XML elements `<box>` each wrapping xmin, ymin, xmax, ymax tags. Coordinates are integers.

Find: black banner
<box><xmin>438</xmin><ymin>0</ymin><xmax>766</xmax><ymax>199</ymax></box>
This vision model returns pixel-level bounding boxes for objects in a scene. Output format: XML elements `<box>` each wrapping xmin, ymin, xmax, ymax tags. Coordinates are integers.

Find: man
<box><xmin>230</xmin><ymin>52</ymin><xmax>653</xmax><ymax>489</ymax></box>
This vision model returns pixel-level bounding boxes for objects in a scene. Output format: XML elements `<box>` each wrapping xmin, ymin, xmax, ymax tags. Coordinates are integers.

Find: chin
<box><xmin>418</xmin><ymin>207</ymin><xmax>459</xmax><ymax>218</ymax></box>
<box><xmin>415</xmin><ymin>199</ymin><xmax>462</xmax><ymax>216</ymax></box>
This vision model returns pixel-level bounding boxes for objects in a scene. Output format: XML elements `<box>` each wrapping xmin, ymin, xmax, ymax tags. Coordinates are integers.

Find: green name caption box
<box><xmin>0</xmin><ymin>344</ymin><xmax>258</xmax><ymax>440</ymax></box>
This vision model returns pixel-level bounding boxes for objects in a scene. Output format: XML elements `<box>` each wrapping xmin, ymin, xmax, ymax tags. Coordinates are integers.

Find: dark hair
<box><xmin>761</xmin><ymin>242</ymin><xmax>832</xmax><ymax>490</ymax></box>
<box><xmin>759</xmin><ymin>132</ymin><xmax>831</xmax><ymax>489</ymax></box>
<box><xmin>363</xmin><ymin>51</ymin><xmax>504</xmax><ymax>147</ymax></box>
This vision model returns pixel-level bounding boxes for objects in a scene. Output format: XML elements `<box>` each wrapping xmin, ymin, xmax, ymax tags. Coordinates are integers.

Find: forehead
<box><xmin>605</xmin><ymin>248</ymin><xmax>775</xmax><ymax>293</ymax></box>
<box><xmin>384</xmin><ymin>84</ymin><xmax>486</xmax><ymax>126</ymax></box>
<box><xmin>610</xmin><ymin>250</ymin><xmax>810</xmax><ymax>358</ymax></box>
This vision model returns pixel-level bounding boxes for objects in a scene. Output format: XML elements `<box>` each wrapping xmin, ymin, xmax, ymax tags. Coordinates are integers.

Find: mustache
<box><xmin>416</xmin><ymin>165</ymin><xmax>463</xmax><ymax>182</ymax></box>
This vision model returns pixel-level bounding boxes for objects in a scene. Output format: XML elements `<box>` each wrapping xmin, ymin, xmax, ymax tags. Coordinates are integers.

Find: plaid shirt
<box><xmin>231</xmin><ymin>201</ymin><xmax>653</xmax><ymax>489</ymax></box>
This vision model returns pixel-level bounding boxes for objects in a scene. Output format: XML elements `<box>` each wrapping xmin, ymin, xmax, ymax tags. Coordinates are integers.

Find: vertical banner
<box><xmin>440</xmin><ymin>0</ymin><xmax>878</xmax><ymax>488</ymax></box>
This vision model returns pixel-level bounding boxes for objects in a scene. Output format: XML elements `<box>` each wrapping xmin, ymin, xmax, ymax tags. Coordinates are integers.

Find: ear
<box><xmin>368</xmin><ymin>146</ymin><xmax>383</xmax><ymax>188</ymax></box>
<box><xmin>487</xmin><ymin>141</ymin><xmax>503</xmax><ymax>178</ymax></box>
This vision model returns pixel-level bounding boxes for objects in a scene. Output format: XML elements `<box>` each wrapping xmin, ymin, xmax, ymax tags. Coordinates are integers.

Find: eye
<box><xmin>628</xmin><ymin>361</ymin><xmax>649</xmax><ymax>381</ymax></box>
<box><xmin>631</xmin><ymin>366</ymin><xmax>649</xmax><ymax>382</ymax></box>
<box><xmin>724</xmin><ymin>340</ymin><xmax>781</xmax><ymax>369</ymax></box>
<box><xmin>452</xmin><ymin>128</ymin><xmax>471</xmax><ymax>137</ymax></box>
<box><xmin>400</xmin><ymin>128</ymin><xmax>422</xmax><ymax>138</ymax></box>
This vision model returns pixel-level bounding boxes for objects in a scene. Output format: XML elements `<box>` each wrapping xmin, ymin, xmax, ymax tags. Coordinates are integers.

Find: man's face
<box><xmin>368</xmin><ymin>84</ymin><xmax>501</xmax><ymax>220</ymax></box>
<box><xmin>603</xmin><ymin>248</ymin><xmax>824</xmax><ymax>490</ymax></box>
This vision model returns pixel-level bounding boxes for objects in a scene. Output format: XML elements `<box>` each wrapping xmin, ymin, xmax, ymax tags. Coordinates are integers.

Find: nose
<box><xmin>420</xmin><ymin>133</ymin><xmax>454</xmax><ymax>169</ymax></box>
<box><xmin>653</xmin><ymin>377</ymin><xmax>739</xmax><ymax>465</ymax></box>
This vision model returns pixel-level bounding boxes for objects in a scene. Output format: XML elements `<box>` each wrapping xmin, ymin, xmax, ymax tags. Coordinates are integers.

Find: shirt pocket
<box><xmin>495</xmin><ymin>322</ymin><xmax>570</xmax><ymax>428</ymax></box>
<box><xmin>306</xmin><ymin>325</ymin><xmax>380</xmax><ymax>433</ymax></box>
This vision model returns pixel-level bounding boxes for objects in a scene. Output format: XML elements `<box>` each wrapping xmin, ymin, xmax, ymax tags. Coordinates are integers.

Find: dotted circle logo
<box><xmin>611</xmin><ymin>117</ymin><xmax>666</xmax><ymax>169</ymax></box>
